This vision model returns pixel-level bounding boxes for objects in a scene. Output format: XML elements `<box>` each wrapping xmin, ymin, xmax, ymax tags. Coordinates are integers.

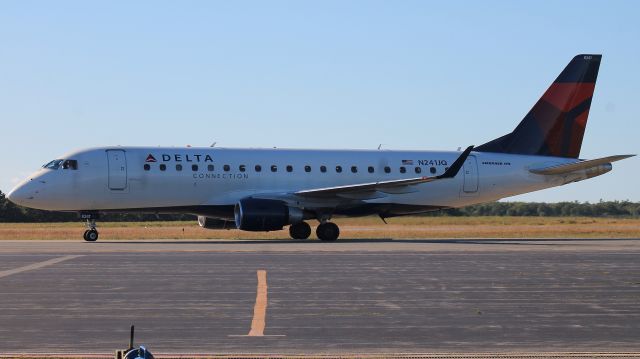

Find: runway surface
<box><xmin>0</xmin><ymin>239</ymin><xmax>639</xmax><ymax>355</ymax></box>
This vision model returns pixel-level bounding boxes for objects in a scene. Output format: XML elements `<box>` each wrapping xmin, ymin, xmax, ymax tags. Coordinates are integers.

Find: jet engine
<box><xmin>234</xmin><ymin>198</ymin><xmax>303</xmax><ymax>231</ymax></box>
<box><xmin>197</xmin><ymin>216</ymin><xmax>235</xmax><ymax>230</ymax></box>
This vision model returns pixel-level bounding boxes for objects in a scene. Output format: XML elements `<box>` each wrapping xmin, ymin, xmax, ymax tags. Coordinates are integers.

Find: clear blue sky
<box><xmin>1</xmin><ymin>1</ymin><xmax>638</xmax><ymax>202</ymax></box>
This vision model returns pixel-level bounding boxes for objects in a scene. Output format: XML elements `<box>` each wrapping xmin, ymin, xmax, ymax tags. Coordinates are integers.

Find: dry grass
<box><xmin>0</xmin><ymin>216</ymin><xmax>639</xmax><ymax>240</ymax></box>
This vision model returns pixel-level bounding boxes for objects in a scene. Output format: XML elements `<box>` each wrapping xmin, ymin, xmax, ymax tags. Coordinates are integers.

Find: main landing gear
<box><xmin>316</xmin><ymin>222</ymin><xmax>339</xmax><ymax>241</ymax></box>
<box><xmin>81</xmin><ymin>213</ymin><xmax>99</xmax><ymax>242</ymax></box>
<box><xmin>288</xmin><ymin>221</ymin><xmax>340</xmax><ymax>241</ymax></box>
<box><xmin>289</xmin><ymin>221</ymin><xmax>312</xmax><ymax>240</ymax></box>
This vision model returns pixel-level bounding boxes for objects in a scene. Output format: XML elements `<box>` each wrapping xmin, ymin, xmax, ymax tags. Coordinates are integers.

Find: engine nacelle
<box><xmin>234</xmin><ymin>198</ymin><xmax>303</xmax><ymax>231</ymax></box>
<box><xmin>197</xmin><ymin>216</ymin><xmax>235</xmax><ymax>230</ymax></box>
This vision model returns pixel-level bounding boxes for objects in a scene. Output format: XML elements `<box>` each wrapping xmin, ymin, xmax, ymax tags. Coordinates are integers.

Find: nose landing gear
<box><xmin>83</xmin><ymin>227</ymin><xmax>99</xmax><ymax>242</ymax></box>
<box><xmin>80</xmin><ymin>213</ymin><xmax>99</xmax><ymax>242</ymax></box>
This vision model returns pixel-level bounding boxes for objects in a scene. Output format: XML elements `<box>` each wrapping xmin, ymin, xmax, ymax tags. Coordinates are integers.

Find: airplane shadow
<box><xmin>101</xmin><ymin>237</ymin><xmax>638</xmax><ymax>245</ymax></box>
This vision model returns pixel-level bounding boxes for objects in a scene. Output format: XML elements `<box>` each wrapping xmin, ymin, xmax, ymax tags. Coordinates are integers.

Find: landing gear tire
<box><xmin>82</xmin><ymin>215</ymin><xmax>100</xmax><ymax>242</ymax></box>
<box><xmin>316</xmin><ymin>222</ymin><xmax>339</xmax><ymax>241</ymax></box>
<box><xmin>289</xmin><ymin>222</ymin><xmax>311</xmax><ymax>240</ymax></box>
<box><xmin>83</xmin><ymin>229</ymin><xmax>99</xmax><ymax>242</ymax></box>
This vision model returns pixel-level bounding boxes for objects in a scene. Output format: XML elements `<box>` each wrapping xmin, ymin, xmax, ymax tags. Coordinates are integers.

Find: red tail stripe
<box><xmin>568</xmin><ymin>110</ymin><xmax>590</xmax><ymax>157</ymax></box>
<box><xmin>541</xmin><ymin>83</ymin><xmax>595</xmax><ymax>112</ymax></box>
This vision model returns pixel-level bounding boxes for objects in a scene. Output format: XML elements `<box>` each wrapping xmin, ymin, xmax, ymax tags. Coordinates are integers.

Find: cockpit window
<box><xmin>43</xmin><ymin>159</ymin><xmax>63</xmax><ymax>170</ymax></box>
<box><xmin>42</xmin><ymin>159</ymin><xmax>78</xmax><ymax>170</ymax></box>
<box><xmin>62</xmin><ymin>159</ymin><xmax>78</xmax><ymax>170</ymax></box>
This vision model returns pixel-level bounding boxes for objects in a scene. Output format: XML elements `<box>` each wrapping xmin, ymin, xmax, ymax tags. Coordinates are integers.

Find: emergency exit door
<box><xmin>107</xmin><ymin>150</ymin><xmax>127</xmax><ymax>190</ymax></box>
<box><xmin>463</xmin><ymin>155</ymin><xmax>478</xmax><ymax>193</ymax></box>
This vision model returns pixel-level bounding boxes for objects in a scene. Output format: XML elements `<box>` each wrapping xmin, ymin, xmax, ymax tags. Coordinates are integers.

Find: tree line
<box><xmin>1</xmin><ymin>189</ymin><xmax>639</xmax><ymax>223</ymax></box>
<box><xmin>0</xmin><ymin>190</ymin><xmax>194</xmax><ymax>223</ymax></box>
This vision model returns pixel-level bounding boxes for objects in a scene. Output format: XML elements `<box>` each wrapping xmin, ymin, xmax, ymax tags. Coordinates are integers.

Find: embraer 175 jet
<box><xmin>7</xmin><ymin>54</ymin><xmax>634</xmax><ymax>241</ymax></box>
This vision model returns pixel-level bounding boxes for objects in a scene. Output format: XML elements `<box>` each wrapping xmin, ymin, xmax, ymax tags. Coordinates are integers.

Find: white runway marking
<box><xmin>0</xmin><ymin>255</ymin><xmax>83</xmax><ymax>279</ymax></box>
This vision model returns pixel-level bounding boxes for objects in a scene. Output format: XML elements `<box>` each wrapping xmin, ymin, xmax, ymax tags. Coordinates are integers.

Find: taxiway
<box><xmin>0</xmin><ymin>239</ymin><xmax>638</xmax><ymax>355</ymax></box>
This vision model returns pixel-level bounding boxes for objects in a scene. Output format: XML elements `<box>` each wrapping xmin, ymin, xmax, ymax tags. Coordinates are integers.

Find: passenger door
<box><xmin>462</xmin><ymin>155</ymin><xmax>478</xmax><ymax>193</ymax></box>
<box><xmin>107</xmin><ymin>150</ymin><xmax>127</xmax><ymax>190</ymax></box>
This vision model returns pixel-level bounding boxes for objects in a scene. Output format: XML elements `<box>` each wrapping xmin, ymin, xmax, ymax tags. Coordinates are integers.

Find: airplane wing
<box><xmin>294</xmin><ymin>146</ymin><xmax>474</xmax><ymax>198</ymax></box>
<box><xmin>529</xmin><ymin>154</ymin><xmax>635</xmax><ymax>175</ymax></box>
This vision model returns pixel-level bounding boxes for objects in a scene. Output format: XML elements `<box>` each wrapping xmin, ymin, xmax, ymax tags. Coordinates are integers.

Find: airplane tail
<box><xmin>476</xmin><ymin>54</ymin><xmax>602</xmax><ymax>158</ymax></box>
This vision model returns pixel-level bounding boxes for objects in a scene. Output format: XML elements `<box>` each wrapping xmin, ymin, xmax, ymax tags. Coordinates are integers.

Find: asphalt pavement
<box><xmin>0</xmin><ymin>239</ymin><xmax>639</xmax><ymax>355</ymax></box>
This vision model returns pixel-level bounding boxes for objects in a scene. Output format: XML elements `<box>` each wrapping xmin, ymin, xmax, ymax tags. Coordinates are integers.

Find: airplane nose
<box><xmin>7</xmin><ymin>183</ymin><xmax>34</xmax><ymax>207</ymax></box>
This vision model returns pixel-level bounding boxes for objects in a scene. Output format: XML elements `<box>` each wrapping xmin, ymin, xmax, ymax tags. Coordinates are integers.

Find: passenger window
<box><xmin>144</xmin><ymin>164</ymin><xmax>151</xmax><ymax>171</ymax></box>
<box><xmin>255</xmin><ymin>165</ymin><xmax>262</xmax><ymax>172</ymax></box>
<box><xmin>239</xmin><ymin>165</ymin><xmax>246</xmax><ymax>172</ymax></box>
<box><xmin>207</xmin><ymin>164</ymin><xmax>214</xmax><ymax>171</ymax></box>
<box><xmin>415</xmin><ymin>167</ymin><xmax>422</xmax><ymax>174</ymax></box>
<box><xmin>223</xmin><ymin>165</ymin><xmax>230</xmax><ymax>172</ymax></box>
<box><xmin>62</xmin><ymin>160</ymin><xmax>78</xmax><ymax>170</ymax></box>
<box><xmin>384</xmin><ymin>166</ymin><xmax>391</xmax><ymax>173</ymax></box>
<box><xmin>336</xmin><ymin>166</ymin><xmax>342</xmax><ymax>173</ymax></box>
<box><xmin>430</xmin><ymin>167</ymin><xmax>436</xmax><ymax>174</ymax></box>
<box><xmin>351</xmin><ymin>166</ymin><xmax>357</xmax><ymax>173</ymax></box>
<box><xmin>271</xmin><ymin>165</ymin><xmax>277</xmax><ymax>172</ymax></box>
<box><xmin>160</xmin><ymin>164</ymin><xmax>166</xmax><ymax>171</ymax></box>
<box><xmin>286</xmin><ymin>165</ymin><xmax>293</xmax><ymax>173</ymax></box>
<box><xmin>176</xmin><ymin>164</ymin><xmax>183</xmax><ymax>171</ymax></box>
<box><xmin>368</xmin><ymin>166</ymin><xmax>374</xmax><ymax>173</ymax></box>
<box><xmin>305</xmin><ymin>165</ymin><xmax>311</xmax><ymax>173</ymax></box>
<box><xmin>400</xmin><ymin>166</ymin><xmax>406</xmax><ymax>173</ymax></box>
<box><xmin>320</xmin><ymin>165</ymin><xmax>327</xmax><ymax>173</ymax></box>
<box><xmin>192</xmin><ymin>164</ymin><xmax>198</xmax><ymax>171</ymax></box>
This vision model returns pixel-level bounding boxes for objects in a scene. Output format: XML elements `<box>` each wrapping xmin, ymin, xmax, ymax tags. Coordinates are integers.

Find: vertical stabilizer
<box><xmin>476</xmin><ymin>54</ymin><xmax>601</xmax><ymax>158</ymax></box>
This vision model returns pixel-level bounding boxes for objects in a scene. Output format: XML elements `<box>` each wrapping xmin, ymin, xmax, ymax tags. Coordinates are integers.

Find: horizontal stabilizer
<box><xmin>529</xmin><ymin>154</ymin><xmax>635</xmax><ymax>175</ymax></box>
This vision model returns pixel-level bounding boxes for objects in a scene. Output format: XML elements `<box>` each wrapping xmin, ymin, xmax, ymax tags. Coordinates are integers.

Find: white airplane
<box><xmin>7</xmin><ymin>54</ymin><xmax>634</xmax><ymax>241</ymax></box>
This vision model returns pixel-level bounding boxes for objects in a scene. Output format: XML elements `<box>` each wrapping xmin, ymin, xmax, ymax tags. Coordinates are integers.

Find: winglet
<box><xmin>438</xmin><ymin>146</ymin><xmax>474</xmax><ymax>179</ymax></box>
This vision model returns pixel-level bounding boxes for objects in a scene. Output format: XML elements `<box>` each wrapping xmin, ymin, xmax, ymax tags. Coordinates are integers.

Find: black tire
<box><xmin>85</xmin><ymin>229</ymin><xmax>99</xmax><ymax>242</ymax></box>
<box><xmin>289</xmin><ymin>222</ymin><xmax>311</xmax><ymax>240</ymax></box>
<box><xmin>82</xmin><ymin>230</ymin><xmax>89</xmax><ymax>241</ymax></box>
<box><xmin>316</xmin><ymin>222</ymin><xmax>339</xmax><ymax>241</ymax></box>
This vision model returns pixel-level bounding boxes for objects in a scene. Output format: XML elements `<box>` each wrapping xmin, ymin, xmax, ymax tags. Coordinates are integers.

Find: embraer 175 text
<box><xmin>8</xmin><ymin>54</ymin><xmax>634</xmax><ymax>241</ymax></box>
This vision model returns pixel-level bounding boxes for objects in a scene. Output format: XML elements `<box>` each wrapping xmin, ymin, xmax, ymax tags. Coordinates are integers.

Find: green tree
<box><xmin>0</xmin><ymin>190</ymin><xmax>26</xmax><ymax>222</ymax></box>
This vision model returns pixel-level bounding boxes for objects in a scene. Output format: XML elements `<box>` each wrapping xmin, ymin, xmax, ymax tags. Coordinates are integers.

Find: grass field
<box><xmin>0</xmin><ymin>216</ymin><xmax>639</xmax><ymax>240</ymax></box>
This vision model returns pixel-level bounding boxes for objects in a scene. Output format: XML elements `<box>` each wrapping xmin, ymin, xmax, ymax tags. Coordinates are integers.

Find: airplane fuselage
<box><xmin>9</xmin><ymin>146</ymin><xmax>592</xmax><ymax>218</ymax></box>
